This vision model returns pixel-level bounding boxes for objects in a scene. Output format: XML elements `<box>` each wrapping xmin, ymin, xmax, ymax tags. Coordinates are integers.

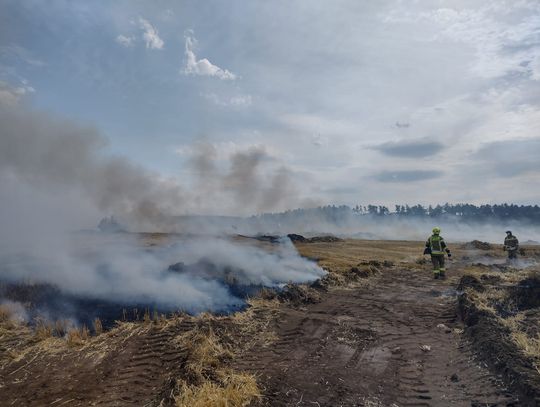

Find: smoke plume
<box><xmin>0</xmin><ymin>96</ymin><xmax>324</xmax><ymax>318</ymax></box>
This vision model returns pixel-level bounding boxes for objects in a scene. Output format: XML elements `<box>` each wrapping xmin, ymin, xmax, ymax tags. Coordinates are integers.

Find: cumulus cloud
<box><xmin>115</xmin><ymin>34</ymin><xmax>135</xmax><ymax>47</ymax></box>
<box><xmin>139</xmin><ymin>18</ymin><xmax>164</xmax><ymax>50</ymax></box>
<box><xmin>183</xmin><ymin>34</ymin><xmax>236</xmax><ymax>80</ymax></box>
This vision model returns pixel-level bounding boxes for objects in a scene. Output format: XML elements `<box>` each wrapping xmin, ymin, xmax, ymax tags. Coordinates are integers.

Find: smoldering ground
<box><xmin>0</xmin><ymin>100</ymin><xmax>323</xmax><ymax>322</ymax></box>
<box><xmin>0</xmin><ymin>233</ymin><xmax>325</xmax><ymax>322</ymax></box>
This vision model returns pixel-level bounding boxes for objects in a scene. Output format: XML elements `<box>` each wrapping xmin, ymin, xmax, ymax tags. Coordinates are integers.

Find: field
<box><xmin>1</xmin><ymin>237</ymin><xmax>539</xmax><ymax>406</ymax></box>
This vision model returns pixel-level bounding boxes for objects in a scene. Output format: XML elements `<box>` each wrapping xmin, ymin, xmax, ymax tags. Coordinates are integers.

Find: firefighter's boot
<box><xmin>433</xmin><ymin>271</ymin><xmax>440</xmax><ymax>279</ymax></box>
<box><xmin>439</xmin><ymin>269</ymin><xmax>446</xmax><ymax>279</ymax></box>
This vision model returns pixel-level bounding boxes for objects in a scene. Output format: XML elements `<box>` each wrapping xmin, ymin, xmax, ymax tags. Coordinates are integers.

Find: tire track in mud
<box><xmin>94</xmin><ymin>320</ymin><xmax>194</xmax><ymax>407</ymax></box>
<box><xmin>0</xmin><ymin>320</ymin><xmax>195</xmax><ymax>407</ymax></box>
<box><xmin>234</xmin><ymin>268</ymin><xmax>519</xmax><ymax>406</ymax></box>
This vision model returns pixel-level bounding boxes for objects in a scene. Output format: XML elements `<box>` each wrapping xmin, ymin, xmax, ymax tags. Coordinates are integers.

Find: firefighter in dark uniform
<box><xmin>425</xmin><ymin>227</ymin><xmax>452</xmax><ymax>279</ymax></box>
<box><xmin>503</xmin><ymin>230</ymin><xmax>519</xmax><ymax>262</ymax></box>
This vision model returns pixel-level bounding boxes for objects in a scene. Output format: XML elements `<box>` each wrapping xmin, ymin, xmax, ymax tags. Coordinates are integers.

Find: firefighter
<box><xmin>425</xmin><ymin>227</ymin><xmax>452</xmax><ymax>279</ymax></box>
<box><xmin>503</xmin><ymin>230</ymin><xmax>519</xmax><ymax>262</ymax></box>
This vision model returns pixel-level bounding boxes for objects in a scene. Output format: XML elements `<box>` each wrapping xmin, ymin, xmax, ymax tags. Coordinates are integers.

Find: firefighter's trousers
<box><xmin>431</xmin><ymin>254</ymin><xmax>445</xmax><ymax>276</ymax></box>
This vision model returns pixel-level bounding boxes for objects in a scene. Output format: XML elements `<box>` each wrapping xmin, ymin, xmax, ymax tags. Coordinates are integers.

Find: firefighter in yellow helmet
<box><xmin>425</xmin><ymin>227</ymin><xmax>452</xmax><ymax>279</ymax></box>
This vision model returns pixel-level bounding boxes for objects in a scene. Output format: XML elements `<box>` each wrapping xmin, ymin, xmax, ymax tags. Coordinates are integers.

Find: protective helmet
<box><xmin>506</xmin><ymin>230</ymin><xmax>512</xmax><ymax>234</ymax></box>
<box><xmin>432</xmin><ymin>227</ymin><xmax>441</xmax><ymax>234</ymax></box>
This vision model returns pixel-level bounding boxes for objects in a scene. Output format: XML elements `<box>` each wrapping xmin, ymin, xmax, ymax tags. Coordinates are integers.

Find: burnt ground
<box><xmin>233</xmin><ymin>267</ymin><xmax>523</xmax><ymax>406</ymax></box>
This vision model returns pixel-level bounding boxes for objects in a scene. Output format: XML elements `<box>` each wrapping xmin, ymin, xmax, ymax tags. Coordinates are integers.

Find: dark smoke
<box><xmin>0</xmin><ymin>105</ymin><xmax>185</xmax><ymax>231</ymax></box>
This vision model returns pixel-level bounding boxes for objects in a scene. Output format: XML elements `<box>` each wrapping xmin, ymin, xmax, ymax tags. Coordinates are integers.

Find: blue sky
<box><xmin>1</xmin><ymin>0</ymin><xmax>540</xmax><ymax>215</ymax></box>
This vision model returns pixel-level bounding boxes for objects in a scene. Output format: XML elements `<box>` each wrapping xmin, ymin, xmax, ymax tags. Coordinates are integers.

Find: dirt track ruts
<box><xmin>234</xmin><ymin>267</ymin><xmax>519</xmax><ymax>406</ymax></box>
<box><xmin>0</xmin><ymin>319</ymin><xmax>196</xmax><ymax>406</ymax></box>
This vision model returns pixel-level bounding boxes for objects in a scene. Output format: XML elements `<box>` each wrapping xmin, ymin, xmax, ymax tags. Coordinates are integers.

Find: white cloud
<box><xmin>115</xmin><ymin>34</ymin><xmax>135</xmax><ymax>47</ymax></box>
<box><xmin>183</xmin><ymin>34</ymin><xmax>237</xmax><ymax>80</ymax></box>
<box><xmin>383</xmin><ymin>4</ymin><xmax>540</xmax><ymax>80</ymax></box>
<box><xmin>139</xmin><ymin>18</ymin><xmax>164</xmax><ymax>50</ymax></box>
<box><xmin>203</xmin><ymin>92</ymin><xmax>252</xmax><ymax>107</ymax></box>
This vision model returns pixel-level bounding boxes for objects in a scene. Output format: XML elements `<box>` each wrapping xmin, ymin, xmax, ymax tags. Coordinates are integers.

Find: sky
<box><xmin>1</xmin><ymin>0</ymin><xmax>540</xmax><ymax>217</ymax></box>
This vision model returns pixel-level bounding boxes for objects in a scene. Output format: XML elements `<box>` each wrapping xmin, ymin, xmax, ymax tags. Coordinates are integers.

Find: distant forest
<box><xmin>255</xmin><ymin>203</ymin><xmax>540</xmax><ymax>224</ymax></box>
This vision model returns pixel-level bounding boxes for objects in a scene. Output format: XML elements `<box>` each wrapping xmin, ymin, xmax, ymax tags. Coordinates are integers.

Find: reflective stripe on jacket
<box><xmin>426</xmin><ymin>235</ymin><xmax>447</xmax><ymax>255</ymax></box>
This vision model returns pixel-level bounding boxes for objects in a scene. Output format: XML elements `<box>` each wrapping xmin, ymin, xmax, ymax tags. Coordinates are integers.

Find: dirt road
<box><xmin>234</xmin><ymin>266</ymin><xmax>518</xmax><ymax>406</ymax></box>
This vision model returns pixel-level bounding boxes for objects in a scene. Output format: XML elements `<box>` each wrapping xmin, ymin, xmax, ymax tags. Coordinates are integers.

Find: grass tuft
<box><xmin>35</xmin><ymin>319</ymin><xmax>54</xmax><ymax>340</ymax></box>
<box><xmin>511</xmin><ymin>331</ymin><xmax>540</xmax><ymax>361</ymax></box>
<box><xmin>174</xmin><ymin>323</ymin><xmax>261</xmax><ymax>407</ymax></box>
<box><xmin>66</xmin><ymin>325</ymin><xmax>90</xmax><ymax>346</ymax></box>
<box><xmin>0</xmin><ymin>304</ymin><xmax>11</xmax><ymax>322</ymax></box>
<box><xmin>175</xmin><ymin>371</ymin><xmax>260</xmax><ymax>407</ymax></box>
<box><xmin>93</xmin><ymin>318</ymin><xmax>103</xmax><ymax>335</ymax></box>
<box><xmin>181</xmin><ymin>328</ymin><xmax>233</xmax><ymax>380</ymax></box>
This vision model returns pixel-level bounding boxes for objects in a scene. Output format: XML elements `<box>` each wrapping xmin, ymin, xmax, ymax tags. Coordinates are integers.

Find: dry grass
<box><xmin>464</xmin><ymin>265</ymin><xmax>535</xmax><ymax>285</ymax></box>
<box><xmin>54</xmin><ymin>319</ymin><xmax>70</xmax><ymax>337</ymax></box>
<box><xmin>0</xmin><ymin>304</ymin><xmax>11</xmax><ymax>322</ymax></box>
<box><xmin>295</xmin><ymin>239</ymin><xmax>420</xmax><ymax>274</ymax></box>
<box><xmin>66</xmin><ymin>325</ymin><xmax>90</xmax><ymax>347</ymax></box>
<box><xmin>143</xmin><ymin>308</ymin><xmax>151</xmax><ymax>324</ymax></box>
<box><xmin>511</xmin><ymin>331</ymin><xmax>540</xmax><ymax>359</ymax></box>
<box><xmin>175</xmin><ymin>370</ymin><xmax>260</xmax><ymax>407</ymax></box>
<box><xmin>466</xmin><ymin>287</ymin><xmax>508</xmax><ymax>314</ymax></box>
<box><xmin>464</xmin><ymin>267</ymin><xmax>540</xmax><ymax>374</ymax></box>
<box><xmin>93</xmin><ymin>318</ymin><xmax>103</xmax><ymax>335</ymax></box>
<box><xmin>231</xmin><ymin>298</ymin><xmax>280</xmax><ymax>352</ymax></box>
<box><xmin>35</xmin><ymin>319</ymin><xmax>54</xmax><ymax>340</ymax></box>
<box><xmin>500</xmin><ymin>312</ymin><xmax>526</xmax><ymax>331</ymax></box>
<box><xmin>180</xmin><ymin>328</ymin><xmax>234</xmax><ymax>379</ymax></box>
<box><xmin>174</xmin><ymin>323</ymin><xmax>261</xmax><ymax>407</ymax></box>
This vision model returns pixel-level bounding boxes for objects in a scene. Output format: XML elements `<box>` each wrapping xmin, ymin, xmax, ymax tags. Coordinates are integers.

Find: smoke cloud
<box><xmin>0</xmin><ymin>233</ymin><xmax>324</xmax><ymax>313</ymax></box>
<box><xmin>0</xmin><ymin>105</ymin><xmax>186</xmax><ymax>231</ymax></box>
<box><xmin>188</xmin><ymin>142</ymin><xmax>297</xmax><ymax>214</ymax></box>
<box><xmin>0</xmin><ymin>96</ymin><xmax>323</xmax><ymax>318</ymax></box>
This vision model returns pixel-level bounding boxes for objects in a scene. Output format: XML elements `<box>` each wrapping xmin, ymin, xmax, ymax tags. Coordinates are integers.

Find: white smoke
<box><xmin>0</xmin><ymin>299</ymin><xmax>29</xmax><ymax>323</ymax></box>
<box><xmin>0</xmin><ymin>233</ymin><xmax>324</xmax><ymax>312</ymax></box>
<box><xmin>0</xmin><ymin>94</ymin><xmax>324</xmax><ymax>315</ymax></box>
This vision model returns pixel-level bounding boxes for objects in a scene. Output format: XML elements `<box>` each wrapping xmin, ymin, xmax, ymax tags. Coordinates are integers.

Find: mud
<box><xmin>0</xmin><ymin>319</ymin><xmax>197</xmax><ymax>406</ymax></box>
<box><xmin>233</xmin><ymin>267</ymin><xmax>520</xmax><ymax>406</ymax></box>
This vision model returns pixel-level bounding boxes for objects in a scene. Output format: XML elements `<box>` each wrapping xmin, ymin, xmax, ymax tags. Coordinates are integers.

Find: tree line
<box><xmin>255</xmin><ymin>203</ymin><xmax>540</xmax><ymax>223</ymax></box>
